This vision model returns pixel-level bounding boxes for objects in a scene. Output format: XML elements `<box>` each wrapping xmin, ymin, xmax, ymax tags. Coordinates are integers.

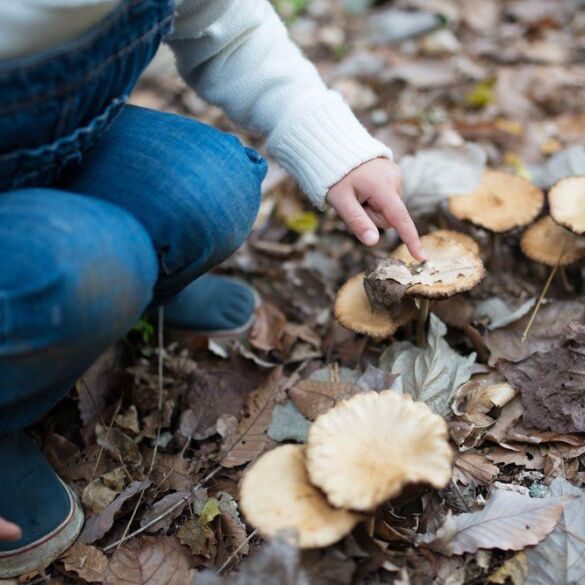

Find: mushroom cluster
<box><xmin>334</xmin><ymin>231</ymin><xmax>485</xmax><ymax>343</ymax></box>
<box><xmin>240</xmin><ymin>391</ymin><xmax>453</xmax><ymax>549</ymax></box>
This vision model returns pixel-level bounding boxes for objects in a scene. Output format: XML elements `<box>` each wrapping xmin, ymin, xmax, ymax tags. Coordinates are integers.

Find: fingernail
<box><xmin>363</xmin><ymin>229</ymin><xmax>379</xmax><ymax>246</ymax></box>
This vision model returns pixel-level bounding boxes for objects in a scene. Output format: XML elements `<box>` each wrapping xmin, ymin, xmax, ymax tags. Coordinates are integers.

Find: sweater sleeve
<box><xmin>167</xmin><ymin>0</ymin><xmax>393</xmax><ymax>209</ymax></box>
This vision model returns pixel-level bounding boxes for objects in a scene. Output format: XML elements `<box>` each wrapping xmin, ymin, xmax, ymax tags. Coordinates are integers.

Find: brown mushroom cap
<box><xmin>431</xmin><ymin>229</ymin><xmax>480</xmax><ymax>256</ymax></box>
<box><xmin>306</xmin><ymin>391</ymin><xmax>453</xmax><ymax>512</ymax></box>
<box><xmin>240</xmin><ymin>444</ymin><xmax>362</xmax><ymax>549</ymax></box>
<box><xmin>448</xmin><ymin>170</ymin><xmax>544</xmax><ymax>232</ymax></box>
<box><xmin>521</xmin><ymin>215</ymin><xmax>585</xmax><ymax>266</ymax></box>
<box><xmin>389</xmin><ymin>233</ymin><xmax>485</xmax><ymax>299</ymax></box>
<box><xmin>334</xmin><ymin>273</ymin><xmax>416</xmax><ymax>339</ymax></box>
<box><xmin>549</xmin><ymin>176</ymin><xmax>585</xmax><ymax>235</ymax></box>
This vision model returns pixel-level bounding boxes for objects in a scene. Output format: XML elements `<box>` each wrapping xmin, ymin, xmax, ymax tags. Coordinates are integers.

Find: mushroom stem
<box><xmin>490</xmin><ymin>233</ymin><xmax>501</xmax><ymax>273</ymax></box>
<box><xmin>416</xmin><ymin>299</ymin><xmax>430</xmax><ymax>348</ymax></box>
<box><xmin>559</xmin><ymin>266</ymin><xmax>573</xmax><ymax>293</ymax></box>
<box><xmin>367</xmin><ymin>517</ymin><xmax>375</xmax><ymax>538</ymax></box>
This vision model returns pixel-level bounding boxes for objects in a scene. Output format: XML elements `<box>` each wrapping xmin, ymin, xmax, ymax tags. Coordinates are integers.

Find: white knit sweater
<box><xmin>0</xmin><ymin>0</ymin><xmax>393</xmax><ymax>208</ymax></box>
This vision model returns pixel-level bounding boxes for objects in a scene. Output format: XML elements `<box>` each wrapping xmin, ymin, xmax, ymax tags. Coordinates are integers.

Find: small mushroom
<box><xmin>240</xmin><ymin>444</ymin><xmax>362</xmax><ymax>549</ymax></box>
<box><xmin>448</xmin><ymin>170</ymin><xmax>544</xmax><ymax>270</ymax></box>
<box><xmin>549</xmin><ymin>176</ymin><xmax>585</xmax><ymax>236</ymax></box>
<box><xmin>334</xmin><ymin>273</ymin><xmax>417</xmax><ymax>339</ymax></box>
<box><xmin>389</xmin><ymin>233</ymin><xmax>484</xmax><ymax>345</ymax></box>
<box><xmin>306</xmin><ymin>391</ymin><xmax>453</xmax><ymax>512</ymax></box>
<box><xmin>521</xmin><ymin>216</ymin><xmax>585</xmax><ymax>267</ymax></box>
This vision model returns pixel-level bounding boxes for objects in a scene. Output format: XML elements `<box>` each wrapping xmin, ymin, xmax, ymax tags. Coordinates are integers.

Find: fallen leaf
<box><xmin>400</xmin><ymin>144</ymin><xmax>486</xmax><ymax>216</ymax></box>
<box><xmin>525</xmin><ymin>477</ymin><xmax>585</xmax><ymax>585</ymax></box>
<box><xmin>177</xmin><ymin>517</ymin><xmax>217</xmax><ymax>559</ymax></box>
<box><xmin>529</xmin><ymin>145</ymin><xmax>585</xmax><ymax>189</ymax></box>
<box><xmin>79</xmin><ymin>480</ymin><xmax>152</xmax><ymax>544</ymax></box>
<box><xmin>453</xmin><ymin>451</ymin><xmax>500</xmax><ymax>486</ymax></box>
<box><xmin>95</xmin><ymin>424</ymin><xmax>142</xmax><ymax>468</ymax></box>
<box><xmin>488</xmin><ymin>551</ymin><xmax>527</xmax><ymax>584</ymax></box>
<box><xmin>380</xmin><ymin>314</ymin><xmax>476</xmax><ymax>417</ymax></box>
<box><xmin>196</xmin><ymin>538</ymin><xmax>310</xmax><ymax>585</ymax></box>
<box><xmin>267</xmin><ymin>401</ymin><xmax>311</xmax><ymax>443</ymax></box>
<box><xmin>484</xmin><ymin>301</ymin><xmax>585</xmax><ymax>365</ymax></box>
<box><xmin>486</xmin><ymin>446</ymin><xmax>545</xmax><ymax>471</ymax></box>
<box><xmin>217</xmin><ymin>492</ymin><xmax>250</xmax><ymax>557</ymax></box>
<box><xmin>220</xmin><ymin>367</ymin><xmax>285</xmax><ymax>468</ymax></box>
<box><xmin>140</xmin><ymin>491</ymin><xmax>190</xmax><ymax>533</ymax></box>
<box><xmin>498</xmin><ymin>323</ymin><xmax>585</xmax><ymax>433</ymax></box>
<box><xmin>418</xmin><ymin>490</ymin><xmax>571</xmax><ymax>555</ymax></box>
<box><xmin>60</xmin><ymin>542</ymin><xmax>109</xmax><ymax>582</ymax></box>
<box><xmin>179</xmin><ymin>368</ymin><xmax>249</xmax><ymax>440</ymax></box>
<box><xmin>453</xmin><ymin>374</ymin><xmax>517</xmax><ymax>427</ymax></box>
<box><xmin>250</xmin><ymin>303</ymin><xmax>287</xmax><ymax>352</ymax></box>
<box><xmin>473</xmin><ymin>297</ymin><xmax>535</xmax><ymax>331</ymax></box>
<box><xmin>104</xmin><ymin>536</ymin><xmax>195</xmax><ymax>584</ymax></box>
<box><xmin>288</xmin><ymin>379</ymin><xmax>358</xmax><ymax>420</ymax></box>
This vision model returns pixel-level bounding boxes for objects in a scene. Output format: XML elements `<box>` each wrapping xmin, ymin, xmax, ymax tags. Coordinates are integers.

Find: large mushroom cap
<box><xmin>240</xmin><ymin>445</ymin><xmax>362</xmax><ymax>549</ymax></box>
<box><xmin>388</xmin><ymin>233</ymin><xmax>485</xmax><ymax>299</ymax></box>
<box><xmin>306</xmin><ymin>391</ymin><xmax>453</xmax><ymax>512</ymax></box>
<box><xmin>521</xmin><ymin>215</ymin><xmax>585</xmax><ymax>266</ymax></box>
<box><xmin>334</xmin><ymin>273</ymin><xmax>416</xmax><ymax>339</ymax></box>
<box><xmin>448</xmin><ymin>170</ymin><xmax>544</xmax><ymax>232</ymax></box>
<box><xmin>549</xmin><ymin>176</ymin><xmax>585</xmax><ymax>235</ymax></box>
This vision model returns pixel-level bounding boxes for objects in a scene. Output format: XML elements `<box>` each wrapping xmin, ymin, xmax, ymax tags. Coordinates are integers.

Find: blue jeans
<box><xmin>0</xmin><ymin>1</ymin><xmax>267</xmax><ymax>434</ymax></box>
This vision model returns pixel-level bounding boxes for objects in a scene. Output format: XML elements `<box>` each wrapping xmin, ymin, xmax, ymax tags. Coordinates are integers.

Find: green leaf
<box><xmin>201</xmin><ymin>498</ymin><xmax>221</xmax><ymax>526</ymax></box>
<box><xmin>379</xmin><ymin>314</ymin><xmax>475</xmax><ymax>417</ymax></box>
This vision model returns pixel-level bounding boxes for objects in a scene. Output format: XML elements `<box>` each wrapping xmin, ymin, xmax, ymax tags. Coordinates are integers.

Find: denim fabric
<box><xmin>0</xmin><ymin>2</ymin><xmax>267</xmax><ymax>435</ymax></box>
<box><xmin>0</xmin><ymin>0</ymin><xmax>175</xmax><ymax>192</ymax></box>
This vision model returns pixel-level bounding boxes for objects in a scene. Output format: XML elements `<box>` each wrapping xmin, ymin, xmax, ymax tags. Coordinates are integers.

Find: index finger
<box><xmin>379</xmin><ymin>193</ymin><xmax>426</xmax><ymax>261</ymax></box>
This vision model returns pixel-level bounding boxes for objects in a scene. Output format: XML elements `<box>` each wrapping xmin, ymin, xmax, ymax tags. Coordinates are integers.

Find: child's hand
<box><xmin>327</xmin><ymin>158</ymin><xmax>426</xmax><ymax>261</ymax></box>
<box><xmin>0</xmin><ymin>517</ymin><xmax>21</xmax><ymax>542</ymax></box>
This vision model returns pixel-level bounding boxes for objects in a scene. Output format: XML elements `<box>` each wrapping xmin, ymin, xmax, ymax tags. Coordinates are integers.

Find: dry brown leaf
<box><xmin>498</xmin><ymin>323</ymin><xmax>585</xmax><ymax>433</ymax></box>
<box><xmin>453</xmin><ymin>374</ymin><xmax>517</xmax><ymax>427</ymax></box>
<box><xmin>104</xmin><ymin>536</ymin><xmax>195</xmax><ymax>584</ymax></box>
<box><xmin>419</xmin><ymin>490</ymin><xmax>571</xmax><ymax>555</ymax></box>
<box><xmin>485</xmin><ymin>446</ymin><xmax>545</xmax><ymax>470</ymax></box>
<box><xmin>79</xmin><ymin>480</ymin><xmax>152</xmax><ymax>544</ymax></box>
<box><xmin>488</xmin><ymin>551</ymin><xmax>527</xmax><ymax>584</ymax></box>
<box><xmin>288</xmin><ymin>379</ymin><xmax>359</xmax><ymax>420</ymax></box>
<box><xmin>140</xmin><ymin>491</ymin><xmax>190</xmax><ymax>533</ymax></box>
<box><xmin>250</xmin><ymin>303</ymin><xmax>287</xmax><ymax>352</ymax></box>
<box><xmin>60</xmin><ymin>542</ymin><xmax>109</xmax><ymax>582</ymax></box>
<box><xmin>95</xmin><ymin>424</ymin><xmax>142</xmax><ymax>468</ymax></box>
<box><xmin>453</xmin><ymin>451</ymin><xmax>499</xmax><ymax>486</ymax></box>
<box><xmin>177</xmin><ymin>517</ymin><xmax>217</xmax><ymax>559</ymax></box>
<box><xmin>220</xmin><ymin>367</ymin><xmax>286</xmax><ymax>468</ymax></box>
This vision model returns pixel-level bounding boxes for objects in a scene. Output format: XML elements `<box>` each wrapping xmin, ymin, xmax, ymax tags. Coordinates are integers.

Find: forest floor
<box><xmin>28</xmin><ymin>1</ymin><xmax>585</xmax><ymax>584</ymax></box>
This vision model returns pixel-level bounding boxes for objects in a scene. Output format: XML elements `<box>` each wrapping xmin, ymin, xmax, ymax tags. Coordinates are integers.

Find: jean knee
<box><xmin>0</xmin><ymin>190</ymin><xmax>159</xmax><ymax>352</ymax></box>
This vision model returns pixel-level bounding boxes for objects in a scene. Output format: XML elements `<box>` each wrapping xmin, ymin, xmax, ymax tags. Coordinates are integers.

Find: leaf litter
<box><xmin>33</xmin><ymin>0</ymin><xmax>585</xmax><ymax>583</ymax></box>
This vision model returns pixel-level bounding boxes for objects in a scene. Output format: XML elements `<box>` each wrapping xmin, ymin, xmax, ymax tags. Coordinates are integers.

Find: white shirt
<box><xmin>0</xmin><ymin>0</ymin><xmax>392</xmax><ymax>207</ymax></box>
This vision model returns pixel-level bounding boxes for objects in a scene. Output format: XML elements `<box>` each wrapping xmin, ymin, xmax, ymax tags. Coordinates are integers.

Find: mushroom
<box><xmin>335</xmin><ymin>233</ymin><xmax>484</xmax><ymax>345</ymax></box>
<box><xmin>334</xmin><ymin>273</ymin><xmax>417</xmax><ymax>340</ymax></box>
<box><xmin>239</xmin><ymin>444</ymin><xmax>362</xmax><ymax>549</ymax></box>
<box><xmin>549</xmin><ymin>176</ymin><xmax>585</xmax><ymax>235</ymax></box>
<box><xmin>520</xmin><ymin>204</ymin><xmax>585</xmax><ymax>342</ymax></box>
<box><xmin>448</xmin><ymin>170</ymin><xmax>544</xmax><ymax>270</ymax></box>
<box><xmin>387</xmin><ymin>232</ymin><xmax>484</xmax><ymax>345</ymax></box>
<box><xmin>306</xmin><ymin>390</ymin><xmax>453</xmax><ymax>512</ymax></box>
<box><xmin>521</xmin><ymin>216</ymin><xmax>585</xmax><ymax>267</ymax></box>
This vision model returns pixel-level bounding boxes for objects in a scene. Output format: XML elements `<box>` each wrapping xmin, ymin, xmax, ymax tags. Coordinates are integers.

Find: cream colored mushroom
<box><xmin>306</xmin><ymin>391</ymin><xmax>453</xmax><ymax>512</ymax></box>
<box><xmin>240</xmin><ymin>444</ymin><xmax>362</xmax><ymax>549</ymax></box>
<box><xmin>448</xmin><ymin>170</ymin><xmax>544</xmax><ymax>233</ymax></box>
<box><xmin>549</xmin><ymin>176</ymin><xmax>585</xmax><ymax>235</ymax></box>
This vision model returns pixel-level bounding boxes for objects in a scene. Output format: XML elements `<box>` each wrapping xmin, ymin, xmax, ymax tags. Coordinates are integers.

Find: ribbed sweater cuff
<box><xmin>267</xmin><ymin>92</ymin><xmax>393</xmax><ymax>210</ymax></box>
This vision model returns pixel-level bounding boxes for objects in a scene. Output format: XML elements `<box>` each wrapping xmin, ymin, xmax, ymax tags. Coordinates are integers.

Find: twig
<box><xmin>521</xmin><ymin>241</ymin><xmax>569</xmax><ymax>343</ymax></box>
<box><xmin>103</xmin><ymin>465</ymin><xmax>222</xmax><ymax>551</ymax></box>
<box><xmin>116</xmin><ymin>307</ymin><xmax>166</xmax><ymax>549</ymax></box>
<box><xmin>216</xmin><ymin>529</ymin><xmax>258</xmax><ymax>575</ymax></box>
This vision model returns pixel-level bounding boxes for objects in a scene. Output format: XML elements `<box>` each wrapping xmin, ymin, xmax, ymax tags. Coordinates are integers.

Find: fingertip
<box><xmin>362</xmin><ymin>229</ymin><xmax>380</xmax><ymax>246</ymax></box>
